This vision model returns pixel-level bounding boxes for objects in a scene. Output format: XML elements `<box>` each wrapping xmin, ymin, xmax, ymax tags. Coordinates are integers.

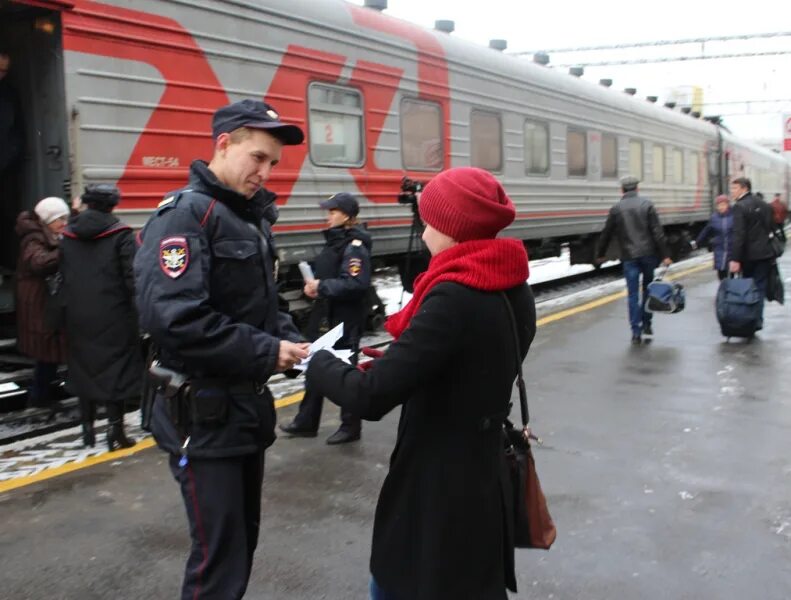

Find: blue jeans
<box><xmin>623</xmin><ymin>256</ymin><xmax>660</xmax><ymax>336</ymax></box>
<box><xmin>370</xmin><ymin>577</ymin><xmax>398</xmax><ymax>600</ymax></box>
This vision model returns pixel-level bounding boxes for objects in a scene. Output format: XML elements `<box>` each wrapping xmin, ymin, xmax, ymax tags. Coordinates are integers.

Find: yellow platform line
<box><xmin>0</xmin><ymin>263</ymin><xmax>710</xmax><ymax>494</ymax></box>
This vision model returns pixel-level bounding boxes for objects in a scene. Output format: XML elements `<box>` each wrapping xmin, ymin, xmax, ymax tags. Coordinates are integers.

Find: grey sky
<box><xmin>350</xmin><ymin>0</ymin><xmax>791</xmax><ymax>145</ymax></box>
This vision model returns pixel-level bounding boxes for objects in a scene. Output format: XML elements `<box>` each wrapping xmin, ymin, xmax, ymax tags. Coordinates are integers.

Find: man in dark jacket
<box><xmin>729</xmin><ymin>177</ymin><xmax>775</xmax><ymax>324</ymax></box>
<box><xmin>134</xmin><ymin>99</ymin><xmax>309</xmax><ymax>600</ymax></box>
<box><xmin>596</xmin><ymin>176</ymin><xmax>672</xmax><ymax>344</ymax></box>
<box><xmin>61</xmin><ymin>184</ymin><xmax>140</xmax><ymax>449</ymax></box>
<box><xmin>279</xmin><ymin>192</ymin><xmax>372</xmax><ymax>444</ymax></box>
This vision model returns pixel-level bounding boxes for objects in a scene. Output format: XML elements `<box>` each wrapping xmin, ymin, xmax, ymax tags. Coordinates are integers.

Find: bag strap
<box><xmin>500</xmin><ymin>292</ymin><xmax>529</xmax><ymax>427</ymax></box>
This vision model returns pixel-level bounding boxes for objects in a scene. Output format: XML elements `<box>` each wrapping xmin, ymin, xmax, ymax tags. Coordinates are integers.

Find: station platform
<box><xmin>1</xmin><ymin>254</ymin><xmax>790</xmax><ymax>599</ymax></box>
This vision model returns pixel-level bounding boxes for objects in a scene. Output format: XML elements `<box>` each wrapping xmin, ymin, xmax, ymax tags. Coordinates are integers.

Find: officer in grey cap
<box><xmin>134</xmin><ymin>99</ymin><xmax>310</xmax><ymax>599</ymax></box>
<box><xmin>595</xmin><ymin>176</ymin><xmax>672</xmax><ymax>344</ymax></box>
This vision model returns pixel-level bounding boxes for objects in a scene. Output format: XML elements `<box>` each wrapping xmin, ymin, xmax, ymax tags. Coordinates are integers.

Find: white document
<box><xmin>293</xmin><ymin>323</ymin><xmax>348</xmax><ymax>371</ymax></box>
<box><xmin>298</xmin><ymin>261</ymin><xmax>315</xmax><ymax>281</ymax></box>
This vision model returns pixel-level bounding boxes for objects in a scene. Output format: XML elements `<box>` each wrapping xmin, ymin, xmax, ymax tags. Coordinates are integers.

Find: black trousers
<box><xmin>169</xmin><ymin>449</ymin><xmax>265</xmax><ymax>600</ymax></box>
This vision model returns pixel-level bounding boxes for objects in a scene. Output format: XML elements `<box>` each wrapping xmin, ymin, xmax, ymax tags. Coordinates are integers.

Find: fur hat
<box><xmin>82</xmin><ymin>184</ymin><xmax>120</xmax><ymax>210</ymax></box>
<box><xmin>418</xmin><ymin>167</ymin><xmax>515</xmax><ymax>242</ymax></box>
<box><xmin>33</xmin><ymin>197</ymin><xmax>69</xmax><ymax>224</ymax></box>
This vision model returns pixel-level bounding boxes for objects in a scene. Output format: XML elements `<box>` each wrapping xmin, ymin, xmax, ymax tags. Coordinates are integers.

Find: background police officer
<box><xmin>280</xmin><ymin>192</ymin><xmax>372</xmax><ymax>444</ymax></box>
<box><xmin>134</xmin><ymin>99</ymin><xmax>310</xmax><ymax>600</ymax></box>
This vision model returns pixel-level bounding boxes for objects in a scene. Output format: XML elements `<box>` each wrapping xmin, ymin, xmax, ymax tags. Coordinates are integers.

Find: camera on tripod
<box><xmin>397</xmin><ymin>176</ymin><xmax>424</xmax><ymax>206</ymax></box>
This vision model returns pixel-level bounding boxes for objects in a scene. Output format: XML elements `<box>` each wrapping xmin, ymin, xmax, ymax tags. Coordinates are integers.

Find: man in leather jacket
<box><xmin>729</xmin><ymin>177</ymin><xmax>775</xmax><ymax>325</ymax></box>
<box><xmin>596</xmin><ymin>176</ymin><xmax>672</xmax><ymax>344</ymax></box>
<box><xmin>134</xmin><ymin>99</ymin><xmax>310</xmax><ymax>600</ymax></box>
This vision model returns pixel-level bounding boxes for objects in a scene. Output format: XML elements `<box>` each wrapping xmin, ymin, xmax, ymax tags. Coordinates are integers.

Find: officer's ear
<box><xmin>215</xmin><ymin>132</ymin><xmax>232</xmax><ymax>155</ymax></box>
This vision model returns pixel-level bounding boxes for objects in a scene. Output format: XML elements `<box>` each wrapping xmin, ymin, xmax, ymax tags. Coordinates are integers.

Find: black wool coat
<box><xmin>60</xmin><ymin>209</ymin><xmax>142</xmax><ymax>403</ymax></box>
<box><xmin>306</xmin><ymin>281</ymin><xmax>537</xmax><ymax>600</ymax></box>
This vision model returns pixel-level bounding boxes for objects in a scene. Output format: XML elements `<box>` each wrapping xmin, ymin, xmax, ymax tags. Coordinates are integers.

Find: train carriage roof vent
<box><xmin>646</xmin><ymin>96</ymin><xmax>658</xmax><ymax>103</ymax></box>
<box><xmin>569</xmin><ymin>67</ymin><xmax>584</xmax><ymax>77</ymax></box>
<box><xmin>664</xmin><ymin>101</ymin><xmax>677</xmax><ymax>109</ymax></box>
<box><xmin>599</xmin><ymin>78</ymin><xmax>613</xmax><ymax>87</ymax></box>
<box><xmin>434</xmin><ymin>20</ymin><xmax>455</xmax><ymax>33</ymax></box>
<box><xmin>533</xmin><ymin>52</ymin><xmax>550</xmax><ymax>65</ymax></box>
<box><xmin>691</xmin><ymin>111</ymin><xmax>702</xmax><ymax>118</ymax></box>
<box><xmin>363</xmin><ymin>0</ymin><xmax>387</xmax><ymax>10</ymax></box>
<box><xmin>489</xmin><ymin>39</ymin><xmax>508</xmax><ymax>51</ymax></box>
<box><xmin>681</xmin><ymin>106</ymin><xmax>692</xmax><ymax>114</ymax></box>
<box><xmin>624</xmin><ymin>88</ymin><xmax>637</xmax><ymax>96</ymax></box>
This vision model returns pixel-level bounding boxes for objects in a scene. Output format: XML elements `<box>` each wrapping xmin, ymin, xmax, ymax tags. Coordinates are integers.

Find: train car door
<box><xmin>0</xmin><ymin>1</ymin><xmax>70</xmax><ymax>276</ymax></box>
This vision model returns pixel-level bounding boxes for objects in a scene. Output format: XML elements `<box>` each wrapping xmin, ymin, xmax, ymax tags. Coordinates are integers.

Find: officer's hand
<box><xmin>277</xmin><ymin>341</ymin><xmax>310</xmax><ymax>372</ymax></box>
<box><xmin>729</xmin><ymin>260</ymin><xmax>741</xmax><ymax>273</ymax></box>
<box><xmin>662</xmin><ymin>257</ymin><xmax>672</xmax><ymax>267</ymax></box>
<box><xmin>303</xmin><ymin>279</ymin><xmax>319</xmax><ymax>299</ymax></box>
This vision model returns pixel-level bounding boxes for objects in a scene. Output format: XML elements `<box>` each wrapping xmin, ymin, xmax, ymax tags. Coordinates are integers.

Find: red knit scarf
<box><xmin>385</xmin><ymin>238</ymin><xmax>529</xmax><ymax>340</ymax></box>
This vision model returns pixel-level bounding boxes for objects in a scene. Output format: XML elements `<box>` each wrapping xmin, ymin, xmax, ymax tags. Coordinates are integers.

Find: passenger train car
<box><xmin>2</xmin><ymin>0</ymin><xmax>789</xmax><ymax>295</ymax></box>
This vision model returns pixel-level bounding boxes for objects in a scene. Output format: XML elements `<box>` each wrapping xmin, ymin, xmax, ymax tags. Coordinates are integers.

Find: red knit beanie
<box><xmin>418</xmin><ymin>167</ymin><xmax>515</xmax><ymax>241</ymax></box>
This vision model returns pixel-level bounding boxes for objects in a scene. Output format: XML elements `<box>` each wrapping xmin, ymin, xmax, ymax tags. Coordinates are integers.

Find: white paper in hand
<box><xmin>293</xmin><ymin>323</ymin><xmax>344</xmax><ymax>371</ymax></box>
<box><xmin>298</xmin><ymin>261</ymin><xmax>314</xmax><ymax>282</ymax></box>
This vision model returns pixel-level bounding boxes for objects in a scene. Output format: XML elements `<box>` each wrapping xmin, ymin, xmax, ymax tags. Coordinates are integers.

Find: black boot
<box><xmin>79</xmin><ymin>397</ymin><xmax>96</xmax><ymax>448</ymax></box>
<box><xmin>106</xmin><ymin>401</ymin><xmax>135</xmax><ymax>452</ymax></box>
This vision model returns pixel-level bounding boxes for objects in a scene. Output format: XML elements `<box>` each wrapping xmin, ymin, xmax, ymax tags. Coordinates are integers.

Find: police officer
<box><xmin>279</xmin><ymin>192</ymin><xmax>372</xmax><ymax>444</ymax></box>
<box><xmin>134</xmin><ymin>99</ymin><xmax>310</xmax><ymax>600</ymax></box>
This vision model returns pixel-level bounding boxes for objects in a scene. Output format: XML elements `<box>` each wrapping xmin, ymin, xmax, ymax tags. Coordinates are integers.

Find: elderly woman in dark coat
<box><xmin>15</xmin><ymin>197</ymin><xmax>70</xmax><ymax>409</ymax></box>
<box><xmin>60</xmin><ymin>184</ymin><xmax>141</xmax><ymax>449</ymax></box>
<box><xmin>306</xmin><ymin>167</ymin><xmax>537</xmax><ymax>600</ymax></box>
<box><xmin>693</xmin><ymin>194</ymin><xmax>733</xmax><ymax>280</ymax></box>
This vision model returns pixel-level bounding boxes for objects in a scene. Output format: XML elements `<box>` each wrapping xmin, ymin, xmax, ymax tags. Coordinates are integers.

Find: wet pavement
<box><xmin>1</xmin><ymin>256</ymin><xmax>791</xmax><ymax>599</ymax></box>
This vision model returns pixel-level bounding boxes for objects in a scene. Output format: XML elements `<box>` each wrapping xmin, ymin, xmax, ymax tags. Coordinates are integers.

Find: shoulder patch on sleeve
<box><xmin>348</xmin><ymin>257</ymin><xmax>363</xmax><ymax>277</ymax></box>
<box><xmin>351</xmin><ymin>239</ymin><xmax>363</xmax><ymax>247</ymax></box>
<box><xmin>160</xmin><ymin>236</ymin><xmax>190</xmax><ymax>279</ymax></box>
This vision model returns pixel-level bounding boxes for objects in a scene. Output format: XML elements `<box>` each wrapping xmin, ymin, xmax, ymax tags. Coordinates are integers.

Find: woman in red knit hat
<box><xmin>306</xmin><ymin>167</ymin><xmax>537</xmax><ymax>600</ymax></box>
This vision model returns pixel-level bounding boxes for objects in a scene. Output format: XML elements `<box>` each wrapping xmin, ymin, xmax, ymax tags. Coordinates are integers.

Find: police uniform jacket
<box><xmin>595</xmin><ymin>191</ymin><xmax>669</xmax><ymax>260</ymax></box>
<box><xmin>313</xmin><ymin>225</ymin><xmax>372</xmax><ymax>346</ymax></box>
<box><xmin>731</xmin><ymin>192</ymin><xmax>775</xmax><ymax>263</ymax></box>
<box><xmin>306</xmin><ymin>282</ymin><xmax>537</xmax><ymax>599</ymax></box>
<box><xmin>134</xmin><ymin>160</ymin><xmax>303</xmax><ymax>457</ymax></box>
<box><xmin>61</xmin><ymin>208</ymin><xmax>142</xmax><ymax>403</ymax></box>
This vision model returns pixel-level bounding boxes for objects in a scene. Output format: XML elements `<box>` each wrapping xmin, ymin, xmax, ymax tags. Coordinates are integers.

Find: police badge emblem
<box><xmin>160</xmin><ymin>237</ymin><xmax>190</xmax><ymax>279</ymax></box>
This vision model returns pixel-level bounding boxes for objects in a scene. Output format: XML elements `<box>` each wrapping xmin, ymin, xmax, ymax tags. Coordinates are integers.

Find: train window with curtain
<box><xmin>308</xmin><ymin>83</ymin><xmax>364</xmax><ymax>167</ymax></box>
<box><xmin>652</xmin><ymin>145</ymin><xmax>665</xmax><ymax>183</ymax></box>
<box><xmin>401</xmin><ymin>99</ymin><xmax>443</xmax><ymax>171</ymax></box>
<box><xmin>601</xmin><ymin>134</ymin><xmax>618</xmax><ymax>178</ymax></box>
<box><xmin>524</xmin><ymin>120</ymin><xmax>549</xmax><ymax>175</ymax></box>
<box><xmin>567</xmin><ymin>129</ymin><xmax>587</xmax><ymax>177</ymax></box>
<box><xmin>629</xmin><ymin>140</ymin><xmax>643</xmax><ymax>180</ymax></box>
<box><xmin>672</xmin><ymin>149</ymin><xmax>684</xmax><ymax>184</ymax></box>
<box><xmin>470</xmin><ymin>110</ymin><xmax>502</xmax><ymax>171</ymax></box>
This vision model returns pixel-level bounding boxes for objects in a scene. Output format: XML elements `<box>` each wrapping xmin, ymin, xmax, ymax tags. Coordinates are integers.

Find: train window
<box><xmin>470</xmin><ymin>110</ymin><xmax>502</xmax><ymax>171</ymax></box>
<box><xmin>401</xmin><ymin>99</ymin><xmax>443</xmax><ymax>171</ymax></box>
<box><xmin>601</xmin><ymin>134</ymin><xmax>618</xmax><ymax>178</ymax></box>
<box><xmin>652</xmin><ymin>145</ymin><xmax>665</xmax><ymax>183</ymax></box>
<box><xmin>687</xmin><ymin>152</ymin><xmax>699</xmax><ymax>185</ymax></box>
<box><xmin>628</xmin><ymin>140</ymin><xmax>643</xmax><ymax>180</ymax></box>
<box><xmin>524</xmin><ymin>120</ymin><xmax>549</xmax><ymax>175</ymax></box>
<box><xmin>567</xmin><ymin>129</ymin><xmax>587</xmax><ymax>177</ymax></box>
<box><xmin>672</xmin><ymin>149</ymin><xmax>683</xmax><ymax>184</ymax></box>
<box><xmin>308</xmin><ymin>83</ymin><xmax>364</xmax><ymax>167</ymax></box>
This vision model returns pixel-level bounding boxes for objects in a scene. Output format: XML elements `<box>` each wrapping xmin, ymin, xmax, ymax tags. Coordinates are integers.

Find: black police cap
<box><xmin>320</xmin><ymin>192</ymin><xmax>359</xmax><ymax>217</ymax></box>
<box><xmin>212</xmin><ymin>99</ymin><xmax>304</xmax><ymax>145</ymax></box>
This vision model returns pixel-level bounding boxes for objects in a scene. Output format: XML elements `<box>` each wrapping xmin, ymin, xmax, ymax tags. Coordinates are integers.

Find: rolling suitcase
<box><xmin>716</xmin><ymin>275</ymin><xmax>762</xmax><ymax>338</ymax></box>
